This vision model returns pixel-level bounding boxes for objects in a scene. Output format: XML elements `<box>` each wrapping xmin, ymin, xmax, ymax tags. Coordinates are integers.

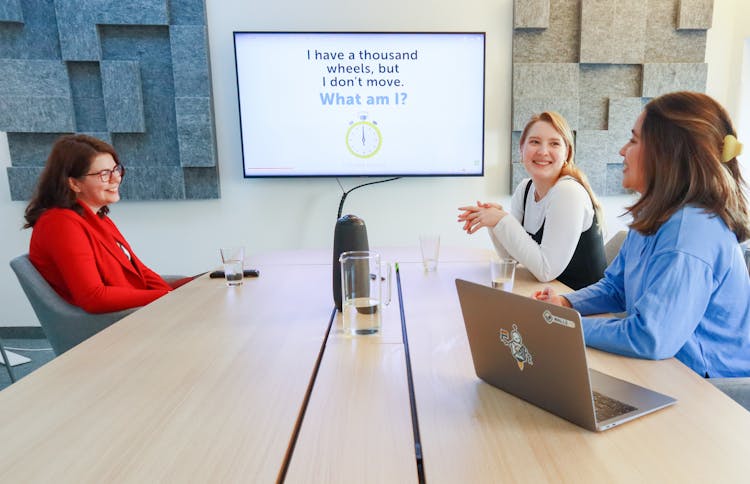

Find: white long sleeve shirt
<box><xmin>489</xmin><ymin>176</ymin><xmax>596</xmax><ymax>282</ymax></box>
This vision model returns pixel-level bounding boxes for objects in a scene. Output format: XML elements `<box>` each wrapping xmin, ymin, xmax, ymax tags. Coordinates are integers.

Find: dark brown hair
<box><xmin>628</xmin><ymin>91</ymin><xmax>749</xmax><ymax>241</ymax></box>
<box><xmin>520</xmin><ymin>111</ymin><xmax>603</xmax><ymax>224</ymax></box>
<box><xmin>24</xmin><ymin>134</ymin><xmax>122</xmax><ymax>228</ymax></box>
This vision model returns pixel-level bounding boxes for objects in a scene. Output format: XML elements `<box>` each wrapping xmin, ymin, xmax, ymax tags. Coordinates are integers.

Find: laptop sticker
<box><xmin>543</xmin><ymin>310</ymin><xmax>576</xmax><ymax>328</ymax></box>
<box><xmin>499</xmin><ymin>324</ymin><xmax>533</xmax><ymax>371</ymax></box>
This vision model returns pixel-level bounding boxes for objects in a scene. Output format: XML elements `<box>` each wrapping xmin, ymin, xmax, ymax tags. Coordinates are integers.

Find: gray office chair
<box><xmin>9</xmin><ymin>254</ymin><xmax>140</xmax><ymax>356</ymax></box>
<box><xmin>0</xmin><ymin>337</ymin><xmax>16</xmax><ymax>383</ymax></box>
<box><xmin>604</xmin><ymin>230</ymin><xmax>628</xmax><ymax>266</ymax></box>
<box><xmin>710</xmin><ymin>378</ymin><xmax>750</xmax><ymax>412</ymax></box>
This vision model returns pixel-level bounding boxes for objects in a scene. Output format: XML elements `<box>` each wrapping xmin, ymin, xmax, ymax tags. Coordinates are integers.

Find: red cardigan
<box><xmin>30</xmin><ymin>202</ymin><xmax>176</xmax><ymax>313</ymax></box>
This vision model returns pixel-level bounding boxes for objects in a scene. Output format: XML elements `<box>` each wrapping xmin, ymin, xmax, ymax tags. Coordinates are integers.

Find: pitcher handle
<box><xmin>383</xmin><ymin>262</ymin><xmax>392</xmax><ymax>306</ymax></box>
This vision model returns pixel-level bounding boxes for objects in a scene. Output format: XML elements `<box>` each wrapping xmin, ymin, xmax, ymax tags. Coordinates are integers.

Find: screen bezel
<box><xmin>232</xmin><ymin>31</ymin><xmax>486</xmax><ymax>179</ymax></box>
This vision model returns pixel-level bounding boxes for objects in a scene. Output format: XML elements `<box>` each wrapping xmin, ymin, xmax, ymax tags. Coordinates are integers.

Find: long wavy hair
<box><xmin>520</xmin><ymin>111</ymin><xmax>603</xmax><ymax>224</ymax></box>
<box><xmin>627</xmin><ymin>91</ymin><xmax>749</xmax><ymax>241</ymax></box>
<box><xmin>24</xmin><ymin>135</ymin><xmax>122</xmax><ymax>228</ymax></box>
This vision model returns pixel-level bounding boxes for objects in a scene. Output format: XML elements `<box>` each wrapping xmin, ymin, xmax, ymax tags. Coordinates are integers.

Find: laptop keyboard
<box><xmin>593</xmin><ymin>391</ymin><xmax>638</xmax><ymax>421</ymax></box>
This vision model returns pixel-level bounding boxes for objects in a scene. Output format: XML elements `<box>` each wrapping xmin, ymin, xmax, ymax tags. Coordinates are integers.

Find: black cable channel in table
<box><xmin>277</xmin><ymin>307</ymin><xmax>337</xmax><ymax>483</ymax></box>
<box><xmin>396</xmin><ymin>265</ymin><xmax>427</xmax><ymax>484</ymax></box>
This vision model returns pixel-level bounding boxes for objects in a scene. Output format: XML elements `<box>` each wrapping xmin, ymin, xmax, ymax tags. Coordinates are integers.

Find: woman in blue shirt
<box><xmin>535</xmin><ymin>91</ymin><xmax>750</xmax><ymax>378</ymax></box>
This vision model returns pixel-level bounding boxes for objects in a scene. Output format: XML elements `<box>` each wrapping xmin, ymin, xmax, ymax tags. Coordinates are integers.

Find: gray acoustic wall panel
<box><xmin>513</xmin><ymin>0</ymin><xmax>580</xmax><ymax>64</ymax></box>
<box><xmin>101</xmin><ymin>60</ymin><xmax>146</xmax><ymax>133</ymax></box>
<box><xmin>514</xmin><ymin>0</ymin><xmax>549</xmax><ymax>29</ymax></box>
<box><xmin>1</xmin><ymin>0</ymin><xmax>219</xmax><ymax>201</ymax></box>
<box><xmin>641</xmin><ymin>62</ymin><xmax>708</xmax><ymax>97</ymax></box>
<box><xmin>511</xmin><ymin>0</ymin><xmax>712</xmax><ymax>195</ymax></box>
<box><xmin>579</xmin><ymin>65</ymin><xmax>641</xmax><ymax>130</ymax></box>
<box><xmin>0</xmin><ymin>59</ymin><xmax>75</xmax><ymax>132</ymax></box>
<box><xmin>645</xmin><ymin>0</ymin><xmax>707</xmax><ymax>62</ymax></box>
<box><xmin>513</xmin><ymin>63</ymin><xmax>579</xmax><ymax>130</ymax></box>
<box><xmin>0</xmin><ymin>1</ymin><xmax>61</xmax><ymax>60</ymax></box>
<box><xmin>7</xmin><ymin>166</ymin><xmax>42</xmax><ymax>200</ymax></box>
<box><xmin>677</xmin><ymin>0</ymin><xmax>713</xmax><ymax>30</ymax></box>
<box><xmin>0</xmin><ymin>0</ymin><xmax>23</xmax><ymax>23</ymax></box>
<box><xmin>580</xmin><ymin>0</ymin><xmax>648</xmax><ymax>64</ymax></box>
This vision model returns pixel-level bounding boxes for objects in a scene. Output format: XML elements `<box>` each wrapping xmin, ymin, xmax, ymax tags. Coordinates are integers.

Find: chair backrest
<box><xmin>9</xmin><ymin>254</ymin><xmax>138</xmax><ymax>356</ymax></box>
<box><xmin>604</xmin><ymin>230</ymin><xmax>628</xmax><ymax>266</ymax></box>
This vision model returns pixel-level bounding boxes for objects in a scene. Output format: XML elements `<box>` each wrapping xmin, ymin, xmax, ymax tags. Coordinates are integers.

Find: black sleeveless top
<box><xmin>522</xmin><ymin>180</ymin><xmax>606</xmax><ymax>290</ymax></box>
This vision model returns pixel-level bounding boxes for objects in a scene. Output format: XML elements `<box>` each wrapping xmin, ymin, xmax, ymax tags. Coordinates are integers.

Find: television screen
<box><xmin>233</xmin><ymin>32</ymin><xmax>485</xmax><ymax>177</ymax></box>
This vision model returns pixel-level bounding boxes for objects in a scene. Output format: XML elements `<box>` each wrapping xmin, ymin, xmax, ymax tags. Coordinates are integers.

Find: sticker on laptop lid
<box><xmin>543</xmin><ymin>310</ymin><xmax>575</xmax><ymax>328</ymax></box>
<box><xmin>499</xmin><ymin>324</ymin><xmax>533</xmax><ymax>371</ymax></box>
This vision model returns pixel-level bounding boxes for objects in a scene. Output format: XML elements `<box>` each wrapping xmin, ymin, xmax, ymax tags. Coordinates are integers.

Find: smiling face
<box><xmin>520</xmin><ymin>120</ymin><xmax>569</xmax><ymax>186</ymax></box>
<box><xmin>619</xmin><ymin>111</ymin><xmax>647</xmax><ymax>193</ymax></box>
<box><xmin>68</xmin><ymin>152</ymin><xmax>122</xmax><ymax>213</ymax></box>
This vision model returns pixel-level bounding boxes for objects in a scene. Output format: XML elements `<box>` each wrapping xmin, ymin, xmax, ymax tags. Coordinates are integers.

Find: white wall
<box><xmin>0</xmin><ymin>0</ymin><xmax>745</xmax><ymax>326</ymax></box>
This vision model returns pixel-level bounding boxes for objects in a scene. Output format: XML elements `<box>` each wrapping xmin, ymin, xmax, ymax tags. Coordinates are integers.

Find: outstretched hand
<box><xmin>457</xmin><ymin>201</ymin><xmax>507</xmax><ymax>234</ymax></box>
<box><xmin>532</xmin><ymin>287</ymin><xmax>572</xmax><ymax>308</ymax></box>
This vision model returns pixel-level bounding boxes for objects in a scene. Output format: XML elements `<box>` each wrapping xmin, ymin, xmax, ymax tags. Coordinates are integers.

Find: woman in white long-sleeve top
<box><xmin>458</xmin><ymin>111</ymin><xmax>607</xmax><ymax>289</ymax></box>
<box><xmin>535</xmin><ymin>91</ymin><xmax>750</xmax><ymax>378</ymax></box>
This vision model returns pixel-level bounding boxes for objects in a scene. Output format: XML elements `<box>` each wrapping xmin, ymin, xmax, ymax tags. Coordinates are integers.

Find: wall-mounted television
<box><xmin>233</xmin><ymin>31</ymin><xmax>485</xmax><ymax>178</ymax></box>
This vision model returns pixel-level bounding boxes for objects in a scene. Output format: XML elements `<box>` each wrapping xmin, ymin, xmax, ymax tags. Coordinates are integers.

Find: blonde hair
<box><xmin>629</xmin><ymin>91</ymin><xmax>749</xmax><ymax>241</ymax></box>
<box><xmin>520</xmin><ymin>111</ymin><xmax>603</xmax><ymax>224</ymax></box>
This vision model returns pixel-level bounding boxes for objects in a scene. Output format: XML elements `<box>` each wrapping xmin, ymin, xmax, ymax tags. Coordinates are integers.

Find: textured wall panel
<box><xmin>641</xmin><ymin>63</ymin><xmax>708</xmax><ymax>97</ymax></box>
<box><xmin>0</xmin><ymin>1</ymin><xmax>61</xmax><ymax>59</ymax></box>
<box><xmin>2</xmin><ymin>0</ymin><xmax>218</xmax><ymax>201</ymax></box>
<box><xmin>607</xmin><ymin>97</ymin><xmax>644</xmax><ymax>135</ymax></box>
<box><xmin>7</xmin><ymin>133</ymin><xmax>62</xmax><ymax>166</ymax></box>
<box><xmin>514</xmin><ymin>63</ymin><xmax>579</xmax><ymax>99</ymax></box>
<box><xmin>575</xmin><ymin>130</ymin><xmax>614</xmax><ymax>196</ymax></box>
<box><xmin>99</xmin><ymin>0</ymin><xmax>169</xmax><ymax>25</ymax></box>
<box><xmin>0</xmin><ymin>96</ymin><xmax>75</xmax><ymax>132</ymax></box>
<box><xmin>170</xmin><ymin>25</ymin><xmax>209</xmax><ymax>96</ymax></box>
<box><xmin>175</xmin><ymin>97</ymin><xmax>215</xmax><ymax>167</ymax></box>
<box><xmin>579</xmin><ymin>65</ymin><xmax>641</xmax><ymax>130</ymax></box>
<box><xmin>54</xmin><ymin>0</ymin><xmax>100</xmax><ymax>61</ymax></box>
<box><xmin>169</xmin><ymin>0</ymin><xmax>206</xmax><ymax>25</ymax></box>
<box><xmin>580</xmin><ymin>0</ymin><xmax>647</xmax><ymax>64</ymax></box>
<box><xmin>0</xmin><ymin>59</ymin><xmax>71</xmax><ymax>96</ymax></box>
<box><xmin>118</xmin><ymin>166</ymin><xmax>185</xmax><ymax>199</ymax></box>
<box><xmin>512</xmin><ymin>0</ymin><xmax>711</xmax><ymax>195</ymax></box>
<box><xmin>606</xmin><ymin>163</ymin><xmax>628</xmax><ymax>195</ymax></box>
<box><xmin>6</xmin><ymin>166</ymin><xmax>43</xmax><ymax>200</ymax></box>
<box><xmin>513</xmin><ymin>0</ymin><xmax>580</xmax><ymax>63</ymax></box>
<box><xmin>645</xmin><ymin>0</ymin><xmax>707</xmax><ymax>62</ymax></box>
<box><xmin>101</xmin><ymin>60</ymin><xmax>146</xmax><ymax>133</ymax></box>
<box><xmin>0</xmin><ymin>0</ymin><xmax>24</xmax><ymax>22</ymax></box>
<box><xmin>677</xmin><ymin>0</ymin><xmax>713</xmax><ymax>30</ymax></box>
<box><xmin>513</xmin><ymin>99</ymin><xmax>579</xmax><ymax>132</ymax></box>
<box><xmin>184</xmin><ymin>167</ymin><xmax>220</xmax><ymax>198</ymax></box>
<box><xmin>513</xmin><ymin>63</ymin><xmax>579</xmax><ymax>131</ymax></box>
<box><xmin>514</xmin><ymin>0</ymin><xmax>549</xmax><ymax>29</ymax></box>
<box><xmin>67</xmin><ymin>61</ymin><xmax>107</xmax><ymax>132</ymax></box>
<box><xmin>0</xmin><ymin>59</ymin><xmax>74</xmax><ymax>131</ymax></box>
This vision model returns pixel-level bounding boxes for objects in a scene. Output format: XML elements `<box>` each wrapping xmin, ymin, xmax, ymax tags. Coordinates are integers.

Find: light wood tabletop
<box><xmin>1</xmin><ymin>247</ymin><xmax>749</xmax><ymax>483</ymax></box>
<box><xmin>398</xmin><ymin>259</ymin><xmax>750</xmax><ymax>483</ymax></box>
<box><xmin>0</xmin><ymin>262</ymin><xmax>334</xmax><ymax>483</ymax></box>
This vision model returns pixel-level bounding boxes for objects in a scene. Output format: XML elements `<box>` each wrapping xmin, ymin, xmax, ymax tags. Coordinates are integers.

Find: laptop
<box><xmin>455</xmin><ymin>279</ymin><xmax>676</xmax><ymax>431</ymax></box>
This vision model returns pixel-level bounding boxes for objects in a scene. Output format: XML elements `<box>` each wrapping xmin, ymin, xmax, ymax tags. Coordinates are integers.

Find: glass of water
<box><xmin>220</xmin><ymin>247</ymin><xmax>245</xmax><ymax>286</ymax></box>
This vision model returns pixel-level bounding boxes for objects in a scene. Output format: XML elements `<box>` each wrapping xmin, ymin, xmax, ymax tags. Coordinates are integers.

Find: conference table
<box><xmin>0</xmin><ymin>247</ymin><xmax>749</xmax><ymax>483</ymax></box>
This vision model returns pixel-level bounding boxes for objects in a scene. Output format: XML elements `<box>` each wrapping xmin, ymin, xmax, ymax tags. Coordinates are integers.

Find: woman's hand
<box><xmin>457</xmin><ymin>201</ymin><xmax>507</xmax><ymax>234</ymax></box>
<box><xmin>532</xmin><ymin>286</ymin><xmax>572</xmax><ymax>308</ymax></box>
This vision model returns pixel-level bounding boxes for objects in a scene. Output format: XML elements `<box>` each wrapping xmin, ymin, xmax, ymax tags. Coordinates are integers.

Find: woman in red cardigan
<box><xmin>24</xmin><ymin>135</ymin><xmax>191</xmax><ymax>313</ymax></box>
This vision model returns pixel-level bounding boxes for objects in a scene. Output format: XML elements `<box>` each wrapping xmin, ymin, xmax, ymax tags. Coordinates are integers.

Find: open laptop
<box><xmin>455</xmin><ymin>279</ymin><xmax>676</xmax><ymax>431</ymax></box>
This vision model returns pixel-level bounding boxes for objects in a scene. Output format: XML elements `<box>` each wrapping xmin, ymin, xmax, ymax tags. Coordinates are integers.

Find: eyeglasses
<box><xmin>84</xmin><ymin>164</ymin><xmax>124</xmax><ymax>183</ymax></box>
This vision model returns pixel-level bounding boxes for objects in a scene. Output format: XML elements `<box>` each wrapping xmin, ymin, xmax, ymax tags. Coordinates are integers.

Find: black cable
<box><xmin>336</xmin><ymin>177</ymin><xmax>401</xmax><ymax>220</ymax></box>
